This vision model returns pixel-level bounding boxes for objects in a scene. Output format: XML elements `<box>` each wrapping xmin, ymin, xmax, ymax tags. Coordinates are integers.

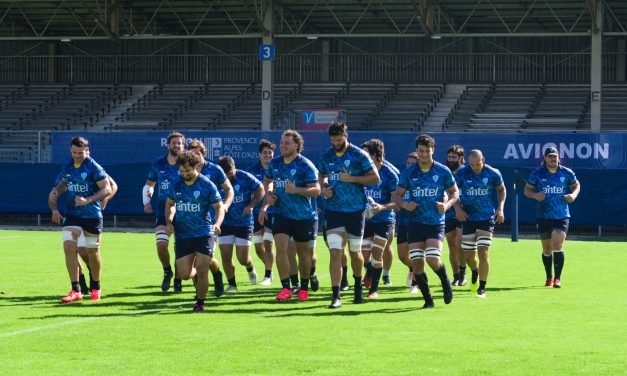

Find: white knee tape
<box><xmin>477</xmin><ymin>236</ymin><xmax>492</xmax><ymax>248</ymax></box>
<box><xmin>462</xmin><ymin>240</ymin><xmax>477</xmax><ymax>251</ymax></box>
<box><xmin>362</xmin><ymin>239</ymin><xmax>372</xmax><ymax>248</ymax></box>
<box><xmin>156</xmin><ymin>231</ymin><xmax>170</xmax><ymax>243</ymax></box>
<box><xmin>326</xmin><ymin>233</ymin><xmax>343</xmax><ymax>250</ymax></box>
<box><xmin>77</xmin><ymin>232</ymin><xmax>86</xmax><ymax>247</ymax></box>
<box><xmin>218</xmin><ymin>235</ymin><xmax>235</xmax><ymax>245</ymax></box>
<box><xmin>425</xmin><ymin>247</ymin><xmax>441</xmax><ymax>258</ymax></box>
<box><xmin>374</xmin><ymin>234</ymin><xmax>387</xmax><ymax>243</ymax></box>
<box><xmin>84</xmin><ymin>236</ymin><xmax>99</xmax><ymax>248</ymax></box>
<box><xmin>62</xmin><ymin>230</ymin><xmax>77</xmax><ymax>242</ymax></box>
<box><xmin>409</xmin><ymin>249</ymin><xmax>424</xmax><ymax>260</ymax></box>
<box><xmin>235</xmin><ymin>237</ymin><xmax>251</xmax><ymax>247</ymax></box>
<box><xmin>348</xmin><ymin>237</ymin><xmax>362</xmax><ymax>253</ymax></box>
<box><xmin>310</xmin><ymin>239</ymin><xmax>316</xmax><ymax>249</ymax></box>
<box><xmin>371</xmin><ymin>258</ymin><xmax>383</xmax><ymax>266</ymax></box>
<box><xmin>252</xmin><ymin>234</ymin><xmax>263</xmax><ymax>243</ymax></box>
<box><xmin>371</xmin><ymin>243</ymin><xmax>384</xmax><ymax>251</ymax></box>
<box><xmin>263</xmin><ymin>232</ymin><xmax>274</xmax><ymax>242</ymax></box>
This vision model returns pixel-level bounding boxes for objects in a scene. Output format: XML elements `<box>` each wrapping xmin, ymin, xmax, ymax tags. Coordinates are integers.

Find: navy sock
<box><xmin>553</xmin><ymin>252</ymin><xmax>565</xmax><ymax>279</ymax></box>
<box><xmin>281</xmin><ymin>278</ymin><xmax>290</xmax><ymax>289</ymax></box>
<box><xmin>353</xmin><ymin>275</ymin><xmax>362</xmax><ymax>288</ymax></box>
<box><xmin>90</xmin><ymin>280</ymin><xmax>100</xmax><ymax>290</ymax></box>
<box><xmin>164</xmin><ymin>265</ymin><xmax>173</xmax><ymax>274</ymax></box>
<box><xmin>71</xmin><ymin>281</ymin><xmax>80</xmax><ymax>293</ymax></box>
<box><xmin>479</xmin><ymin>280</ymin><xmax>487</xmax><ymax>290</ymax></box>
<box><xmin>264</xmin><ymin>269</ymin><xmax>272</xmax><ymax>278</ymax></box>
<box><xmin>310</xmin><ymin>266</ymin><xmax>316</xmax><ymax>276</ymax></box>
<box><xmin>542</xmin><ymin>253</ymin><xmax>553</xmax><ymax>278</ymax></box>
<box><xmin>434</xmin><ymin>264</ymin><xmax>448</xmax><ymax>284</ymax></box>
<box><xmin>370</xmin><ymin>268</ymin><xmax>383</xmax><ymax>293</ymax></box>
<box><xmin>228</xmin><ymin>277</ymin><xmax>236</xmax><ymax>287</ymax></box>
<box><xmin>471</xmin><ymin>269</ymin><xmax>479</xmax><ymax>284</ymax></box>
<box><xmin>300</xmin><ymin>278</ymin><xmax>309</xmax><ymax>291</ymax></box>
<box><xmin>332</xmin><ymin>286</ymin><xmax>340</xmax><ymax>300</ymax></box>
<box><xmin>246</xmin><ymin>266</ymin><xmax>254</xmax><ymax>273</ymax></box>
<box><xmin>196</xmin><ymin>298</ymin><xmax>205</xmax><ymax>305</ymax></box>
<box><xmin>459</xmin><ymin>266</ymin><xmax>466</xmax><ymax>278</ymax></box>
<box><xmin>364</xmin><ymin>261</ymin><xmax>373</xmax><ymax>276</ymax></box>
<box><xmin>341</xmin><ymin>267</ymin><xmax>348</xmax><ymax>285</ymax></box>
<box><xmin>289</xmin><ymin>274</ymin><xmax>299</xmax><ymax>287</ymax></box>
<box><xmin>416</xmin><ymin>273</ymin><xmax>432</xmax><ymax>302</ymax></box>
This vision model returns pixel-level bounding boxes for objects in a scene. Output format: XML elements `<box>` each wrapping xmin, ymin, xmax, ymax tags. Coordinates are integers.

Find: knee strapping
<box><xmin>156</xmin><ymin>231</ymin><xmax>170</xmax><ymax>243</ymax></box>
<box><xmin>371</xmin><ymin>258</ymin><xmax>383</xmax><ymax>267</ymax></box>
<box><xmin>326</xmin><ymin>233</ymin><xmax>343</xmax><ymax>250</ymax></box>
<box><xmin>409</xmin><ymin>249</ymin><xmax>424</xmax><ymax>260</ymax></box>
<box><xmin>348</xmin><ymin>237</ymin><xmax>362</xmax><ymax>253</ymax></box>
<box><xmin>425</xmin><ymin>247</ymin><xmax>441</xmax><ymax>258</ymax></box>
<box><xmin>476</xmin><ymin>236</ymin><xmax>492</xmax><ymax>248</ymax></box>
<box><xmin>62</xmin><ymin>230</ymin><xmax>77</xmax><ymax>243</ymax></box>
<box><xmin>262</xmin><ymin>232</ymin><xmax>274</xmax><ymax>243</ymax></box>
<box><xmin>462</xmin><ymin>240</ymin><xmax>477</xmax><ymax>252</ymax></box>
<box><xmin>252</xmin><ymin>234</ymin><xmax>263</xmax><ymax>243</ymax></box>
<box><xmin>84</xmin><ymin>236</ymin><xmax>99</xmax><ymax>248</ymax></box>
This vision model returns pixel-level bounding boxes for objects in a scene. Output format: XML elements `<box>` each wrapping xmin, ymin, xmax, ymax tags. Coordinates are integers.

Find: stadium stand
<box><xmin>601</xmin><ymin>84</ymin><xmax>627</xmax><ymax>131</ymax></box>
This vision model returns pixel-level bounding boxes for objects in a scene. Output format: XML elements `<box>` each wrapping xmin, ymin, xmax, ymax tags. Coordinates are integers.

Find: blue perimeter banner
<box><xmin>51</xmin><ymin>131</ymin><xmax>627</xmax><ymax>170</ymax></box>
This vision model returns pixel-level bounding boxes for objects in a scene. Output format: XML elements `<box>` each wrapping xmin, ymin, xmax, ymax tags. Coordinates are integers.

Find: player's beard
<box><xmin>446</xmin><ymin>160</ymin><xmax>460</xmax><ymax>171</ymax></box>
<box><xmin>333</xmin><ymin>141</ymin><xmax>347</xmax><ymax>153</ymax></box>
<box><xmin>169</xmin><ymin>148</ymin><xmax>180</xmax><ymax>158</ymax></box>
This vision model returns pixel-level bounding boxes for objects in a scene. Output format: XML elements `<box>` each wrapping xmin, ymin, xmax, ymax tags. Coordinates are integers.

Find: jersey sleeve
<box><xmin>398</xmin><ymin>170</ymin><xmax>409</xmax><ymax>190</ymax></box>
<box><xmin>360</xmin><ymin>152</ymin><xmax>375</xmax><ymax>174</ymax></box>
<box><xmin>303</xmin><ymin>160</ymin><xmax>319</xmax><ymax>184</ymax></box>
<box><xmin>527</xmin><ymin>169</ymin><xmax>539</xmax><ymax>186</ymax></box>
<box><xmin>454</xmin><ymin>170</ymin><xmax>464</xmax><ymax>190</ymax></box>
<box><xmin>264</xmin><ymin>162</ymin><xmax>275</xmax><ymax>180</ymax></box>
<box><xmin>388</xmin><ymin>170</ymin><xmax>399</xmax><ymax>192</ymax></box>
<box><xmin>444</xmin><ymin>168</ymin><xmax>455</xmax><ymax>190</ymax></box>
<box><xmin>147</xmin><ymin>162</ymin><xmax>158</xmax><ymax>182</ymax></box>
<box><xmin>492</xmin><ymin>169</ymin><xmax>504</xmax><ymax>187</ymax></box>
<box><xmin>566</xmin><ymin>169</ymin><xmax>578</xmax><ymax>186</ymax></box>
<box><xmin>317</xmin><ymin>154</ymin><xmax>328</xmax><ymax>175</ymax></box>
<box><xmin>208</xmin><ymin>181</ymin><xmax>222</xmax><ymax>205</ymax></box>
<box><xmin>247</xmin><ymin>172</ymin><xmax>261</xmax><ymax>190</ymax></box>
<box><xmin>91</xmin><ymin>161</ymin><xmax>108</xmax><ymax>182</ymax></box>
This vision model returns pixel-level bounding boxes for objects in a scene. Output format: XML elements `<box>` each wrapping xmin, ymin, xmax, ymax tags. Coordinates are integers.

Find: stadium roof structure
<box><xmin>0</xmin><ymin>0</ymin><xmax>625</xmax><ymax>40</ymax></box>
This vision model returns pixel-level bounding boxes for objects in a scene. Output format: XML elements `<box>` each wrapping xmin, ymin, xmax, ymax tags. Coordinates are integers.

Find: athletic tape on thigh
<box><xmin>361</xmin><ymin>239</ymin><xmax>373</xmax><ymax>248</ymax></box>
<box><xmin>326</xmin><ymin>233</ymin><xmax>343</xmax><ymax>250</ymax></box>
<box><xmin>370</xmin><ymin>243</ymin><xmax>384</xmax><ymax>251</ymax></box>
<box><xmin>156</xmin><ymin>230</ymin><xmax>170</xmax><ymax>243</ymax></box>
<box><xmin>374</xmin><ymin>234</ymin><xmax>388</xmax><ymax>243</ymax></box>
<box><xmin>262</xmin><ymin>232</ymin><xmax>274</xmax><ymax>242</ymax></box>
<box><xmin>77</xmin><ymin>233</ymin><xmax>86</xmax><ymax>247</ymax></box>
<box><xmin>409</xmin><ymin>249</ymin><xmax>424</xmax><ymax>260</ymax></box>
<box><xmin>84</xmin><ymin>236</ymin><xmax>99</xmax><ymax>248</ymax></box>
<box><xmin>235</xmin><ymin>238</ymin><xmax>251</xmax><ymax>247</ymax></box>
<box><xmin>553</xmin><ymin>249</ymin><xmax>564</xmax><ymax>253</ymax></box>
<box><xmin>252</xmin><ymin>234</ymin><xmax>263</xmax><ymax>243</ymax></box>
<box><xmin>348</xmin><ymin>236</ymin><xmax>362</xmax><ymax>253</ymax></box>
<box><xmin>62</xmin><ymin>230</ymin><xmax>77</xmax><ymax>242</ymax></box>
<box><xmin>461</xmin><ymin>236</ymin><xmax>477</xmax><ymax>251</ymax></box>
<box><xmin>218</xmin><ymin>235</ymin><xmax>235</xmax><ymax>245</ymax></box>
<box><xmin>477</xmin><ymin>236</ymin><xmax>492</xmax><ymax>248</ymax></box>
<box><xmin>425</xmin><ymin>247</ymin><xmax>441</xmax><ymax>258</ymax></box>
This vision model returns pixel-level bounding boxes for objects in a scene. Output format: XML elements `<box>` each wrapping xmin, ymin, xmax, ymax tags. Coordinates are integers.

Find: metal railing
<box><xmin>0</xmin><ymin>52</ymin><xmax>623</xmax><ymax>83</ymax></box>
<box><xmin>0</xmin><ymin>131</ymin><xmax>51</xmax><ymax>163</ymax></box>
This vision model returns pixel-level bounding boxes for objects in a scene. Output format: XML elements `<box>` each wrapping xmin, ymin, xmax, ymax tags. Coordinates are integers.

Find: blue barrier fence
<box><xmin>2</xmin><ymin>131</ymin><xmax>626</xmax><ymax>226</ymax></box>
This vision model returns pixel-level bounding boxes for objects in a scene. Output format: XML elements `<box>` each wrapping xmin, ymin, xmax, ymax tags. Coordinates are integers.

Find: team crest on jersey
<box><xmin>560</xmin><ymin>177</ymin><xmax>565</xmax><ymax>183</ymax></box>
<box><xmin>234</xmin><ymin>184</ymin><xmax>240</xmax><ymax>191</ymax></box>
<box><xmin>344</xmin><ymin>160</ymin><xmax>350</xmax><ymax>167</ymax></box>
<box><xmin>432</xmin><ymin>175</ymin><xmax>439</xmax><ymax>182</ymax></box>
<box><xmin>193</xmin><ymin>191</ymin><xmax>200</xmax><ymax>198</ymax></box>
<box><xmin>80</xmin><ymin>172</ymin><xmax>87</xmax><ymax>179</ymax></box>
<box><xmin>482</xmin><ymin>178</ymin><xmax>488</xmax><ymax>185</ymax></box>
<box><xmin>290</xmin><ymin>169</ymin><xmax>296</xmax><ymax>176</ymax></box>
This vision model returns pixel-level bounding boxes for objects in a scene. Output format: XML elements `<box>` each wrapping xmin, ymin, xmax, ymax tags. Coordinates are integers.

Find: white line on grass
<box><xmin>0</xmin><ymin>236</ymin><xmax>23</xmax><ymax>239</ymax></box>
<box><xmin>0</xmin><ymin>305</ymin><xmax>180</xmax><ymax>338</ymax></box>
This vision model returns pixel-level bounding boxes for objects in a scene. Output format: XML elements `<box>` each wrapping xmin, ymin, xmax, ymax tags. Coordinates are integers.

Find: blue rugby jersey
<box><xmin>221</xmin><ymin>170</ymin><xmax>261</xmax><ymax>227</ymax></box>
<box><xmin>398</xmin><ymin>161</ymin><xmax>456</xmax><ymax>225</ymax></box>
<box><xmin>147</xmin><ymin>155</ymin><xmax>180</xmax><ymax>216</ymax></box>
<box><xmin>527</xmin><ymin>165</ymin><xmax>578</xmax><ymax>219</ymax></box>
<box><xmin>265</xmin><ymin>154</ymin><xmax>318</xmax><ymax>221</ymax></box>
<box><xmin>365</xmin><ymin>163</ymin><xmax>398</xmax><ymax>224</ymax></box>
<box><xmin>246</xmin><ymin>161</ymin><xmax>274</xmax><ymax>216</ymax></box>
<box><xmin>167</xmin><ymin>174</ymin><xmax>222</xmax><ymax>240</ymax></box>
<box><xmin>61</xmin><ymin>156</ymin><xmax>108</xmax><ymax>219</ymax></box>
<box><xmin>455</xmin><ymin>164</ymin><xmax>504</xmax><ymax>221</ymax></box>
<box><xmin>318</xmin><ymin>143</ymin><xmax>376</xmax><ymax>213</ymax></box>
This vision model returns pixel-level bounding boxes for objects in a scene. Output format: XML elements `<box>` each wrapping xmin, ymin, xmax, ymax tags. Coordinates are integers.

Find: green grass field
<box><xmin>0</xmin><ymin>229</ymin><xmax>625</xmax><ymax>375</ymax></box>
